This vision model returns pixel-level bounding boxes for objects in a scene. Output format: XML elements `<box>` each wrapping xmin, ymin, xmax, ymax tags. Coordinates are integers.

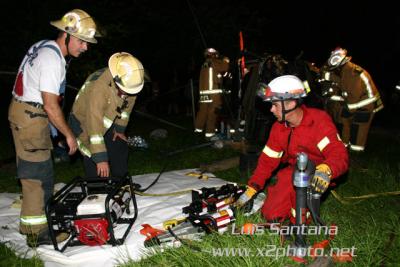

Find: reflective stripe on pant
<box><xmin>20</xmin><ymin>179</ymin><xmax>47</xmax><ymax>234</ymax></box>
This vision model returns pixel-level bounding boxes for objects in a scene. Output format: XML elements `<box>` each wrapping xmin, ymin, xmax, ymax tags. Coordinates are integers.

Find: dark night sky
<box><xmin>1</xmin><ymin>0</ymin><xmax>399</xmax><ymax>125</ymax></box>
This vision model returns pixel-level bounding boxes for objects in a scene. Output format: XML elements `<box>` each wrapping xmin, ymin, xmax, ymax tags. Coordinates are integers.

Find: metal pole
<box><xmin>185</xmin><ymin>0</ymin><xmax>207</xmax><ymax>49</ymax></box>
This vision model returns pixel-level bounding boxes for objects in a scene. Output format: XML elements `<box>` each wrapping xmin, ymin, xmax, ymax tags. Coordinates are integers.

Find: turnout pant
<box><xmin>326</xmin><ymin>100</ymin><xmax>374</xmax><ymax>151</ymax></box>
<box><xmin>261</xmin><ymin>167</ymin><xmax>295</xmax><ymax>222</ymax></box>
<box><xmin>194</xmin><ymin>94</ymin><xmax>222</xmax><ymax>136</ymax></box>
<box><xmin>83</xmin><ymin>127</ymin><xmax>129</xmax><ymax>178</ymax></box>
<box><xmin>339</xmin><ymin>106</ymin><xmax>374</xmax><ymax>152</ymax></box>
<box><xmin>8</xmin><ymin>99</ymin><xmax>54</xmax><ymax>234</ymax></box>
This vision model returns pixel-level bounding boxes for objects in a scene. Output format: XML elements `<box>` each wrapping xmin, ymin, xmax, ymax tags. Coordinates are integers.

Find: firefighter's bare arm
<box><xmin>42</xmin><ymin>91</ymin><xmax>77</xmax><ymax>155</ymax></box>
<box><xmin>97</xmin><ymin>161</ymin><xmax>110</xmax><ymax>177</ymax></box>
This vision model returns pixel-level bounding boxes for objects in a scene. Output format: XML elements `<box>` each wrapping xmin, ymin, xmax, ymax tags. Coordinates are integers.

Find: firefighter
<box><xmin>236</xmin><ymin>75</ymin><xmax>349</xmax><ymax>222</ymax></box>
<box><xmin>194</xmin><ymin>48</ymin><xmax>230</xmax><ymax>138</ymax></box>
<box><xmin>8</xmin><ymin>9</ymin><xmax>99</xmax><ymax>247</ymax></box>
<box><xmin>69</xmin><ymin>52</ymin><xmax>144</xmax><ymax>178</ymax></box>
<box><xmin>319</xmin><ymin>47</ymin><xmax>383</xmax><ymax>152</ymax></box>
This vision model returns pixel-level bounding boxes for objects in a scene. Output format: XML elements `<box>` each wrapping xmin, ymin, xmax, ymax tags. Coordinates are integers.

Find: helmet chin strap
<box><xmin>64</xmin><ymin>33</ymin><xmax>73</xmax><ymax>68</ymax></box>
<box><xmin>279</xmin><ymin>99</ymin><xmax>301</xmax><ymax>123</ymax></box>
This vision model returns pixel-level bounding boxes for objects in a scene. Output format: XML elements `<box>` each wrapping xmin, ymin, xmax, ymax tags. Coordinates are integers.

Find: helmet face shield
<box><xmin>50</xmin><ymin>9</ymin><xmax>99</xmax><ymax>43</ymax></box>
<box><xmin>109</xmin><ymin>52</ymin><xmax>145</xmax><ymax>95</ymax></box>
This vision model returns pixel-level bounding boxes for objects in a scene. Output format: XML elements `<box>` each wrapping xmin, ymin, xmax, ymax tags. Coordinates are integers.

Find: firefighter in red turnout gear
<box><xmin>236</xmin><ymin>75</ymin><xmax>349</xmax><ymax>222</ymax></box>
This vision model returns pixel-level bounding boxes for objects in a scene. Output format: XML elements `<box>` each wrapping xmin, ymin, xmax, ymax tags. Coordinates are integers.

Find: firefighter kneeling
<box><xmin>235</xmin><ymin>74</ymin><xmax>349</xmax><ymax>223</ymax></box>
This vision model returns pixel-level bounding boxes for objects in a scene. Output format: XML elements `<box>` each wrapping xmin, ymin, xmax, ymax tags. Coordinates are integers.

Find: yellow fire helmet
<box><xmin>50</xmin><ymin>9</ymin><xmax>100</xmax><ymax>44</ymax></box>
<box><xmin>108</xmin><ymin>52</ymin><xmax>145</xmax><ymax>95</ymax></box>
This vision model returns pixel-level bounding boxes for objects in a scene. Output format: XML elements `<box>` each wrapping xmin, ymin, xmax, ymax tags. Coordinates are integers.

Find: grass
<box><xmin>0</xmin><ymin>114</ymin><xmax>399</xmax><ymax>266</ymax></box>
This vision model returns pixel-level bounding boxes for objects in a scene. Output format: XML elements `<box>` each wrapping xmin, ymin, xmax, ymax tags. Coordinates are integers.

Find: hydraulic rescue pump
<box><xmin>45</xmin><ymin>176</ymin><xmax>138</xmax><ymax>252</ymax></box>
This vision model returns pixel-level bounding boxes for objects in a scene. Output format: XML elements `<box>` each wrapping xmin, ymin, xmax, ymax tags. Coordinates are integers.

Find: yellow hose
<box><xmin>331</xmin><ymin>190</ymin><xmax>400</xmax><ymax>204</ymax></box>
<box><xmin>133</xmin><ymin>189</ymin><xmax>193</xmax><ymax>197</ymax></box>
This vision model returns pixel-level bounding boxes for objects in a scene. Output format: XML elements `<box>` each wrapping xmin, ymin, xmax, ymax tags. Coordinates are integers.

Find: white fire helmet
<box><xmin>328</xmin><ymin>47</ymin><xmax>351</xmax><ymax>68</ymax></box>
<box><xmin>50</xmin><ymin>9</ymin><xmax>100</xmax><ymax>44</ymax></box>
<box><xmin>108</xmin><ymin>52</ymin><xmax>145</xmax><ymax>95</ymax></box>
<box><xmin>257</xmin><ymin>75</ymin><xmax>308</xmax><ymax>102</ymax></box>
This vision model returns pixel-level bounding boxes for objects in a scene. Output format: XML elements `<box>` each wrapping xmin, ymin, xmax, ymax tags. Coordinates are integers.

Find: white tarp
<box><xmin>0</xmin><ymin>169</ymin><xmax>230</xmax><ymax>267</ymax></box>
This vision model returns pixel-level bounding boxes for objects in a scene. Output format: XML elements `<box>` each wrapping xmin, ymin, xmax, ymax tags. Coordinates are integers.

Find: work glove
<box><xmin>235</xmin><ymin>186</ymin><xmax>257</xmax><ymax>207</ymax></box>
<box><xmin>310</xmin><ymin>164</ymin><xmax>332</xmax><ymax>194</ymax></box>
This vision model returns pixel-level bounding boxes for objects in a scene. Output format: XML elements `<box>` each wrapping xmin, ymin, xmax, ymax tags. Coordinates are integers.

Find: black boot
<box><xmin>26</xmin><ymin>228</ymin><xmax>52</xmax><ymax>248</ymax></box>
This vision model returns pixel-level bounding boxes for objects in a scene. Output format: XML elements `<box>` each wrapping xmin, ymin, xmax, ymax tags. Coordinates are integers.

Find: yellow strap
<box><xmin>185</xmin><ymin>171</ymin><xmax>209</xmax><ymax>180</ymax></box>
<box><xmin>331</xmin><ymin>190</ymin><xmax>400</xmax><ymax>205</ymax></box>
<box><xmin>134</xmin><ymin>190</ymin><xmax>192</xmax><ymax>197</ymax></box>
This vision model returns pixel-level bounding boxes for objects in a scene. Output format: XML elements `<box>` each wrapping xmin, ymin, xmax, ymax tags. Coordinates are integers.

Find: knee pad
<box><xmin>17</xmin><ymin>157</ymin><xmax>54</xmax><ymax>203</ymax></box>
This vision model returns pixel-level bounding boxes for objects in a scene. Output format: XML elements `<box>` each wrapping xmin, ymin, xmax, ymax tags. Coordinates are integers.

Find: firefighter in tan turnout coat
<box><xmin>320</xmin><ymin>48</ymin><xmax>383</xmax><ymax>151</ymax></box>
<box><xmin>194</xmin><ymin>48</ymin><xmax>230</xmax><ymax>138</ymax></box>
<box><xmin>69</xmin><ymin>52</ymin><xmax>144</xmax><ymax>178</ymax></box>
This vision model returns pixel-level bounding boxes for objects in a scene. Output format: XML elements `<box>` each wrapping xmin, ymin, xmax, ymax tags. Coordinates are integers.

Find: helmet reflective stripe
<box><xmin>77</xmin><ymin>139</ymin><xmax>91</xmax><ymax>157</ymax></box>
<box><xmin>90</xmin><ymin>134</ymin><xmax>104</xmax><ymax>144</ymax></box>
<box><xmin>20</xmin><ymin>215</ymin><xmax>47</xmax><ymax>225</ymax></box>
<box><xmin>317</xmin><ymin>136</ymin><xmax>330</xmax><ymax>152</ymax></box>
<box><xmin>262</xmin><ymin>145</ymin><xmax>283</xmax><ymax>158</ymax></box>
<box><xmin>208</xmin><ymin>67</ymin><xmax>213</xmax><ymax>89</ymax></box>
<box><xmin>103</xmin><ymin>116</ymin><xmax>113</xmax><ymax>129</ymax></box>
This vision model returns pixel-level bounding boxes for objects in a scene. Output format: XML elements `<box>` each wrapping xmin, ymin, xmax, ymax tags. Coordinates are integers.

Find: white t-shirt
<box><xmin>13</xmin><ymin>40</ymin><xmax>66</xmax><ymax>104</ymax></box>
